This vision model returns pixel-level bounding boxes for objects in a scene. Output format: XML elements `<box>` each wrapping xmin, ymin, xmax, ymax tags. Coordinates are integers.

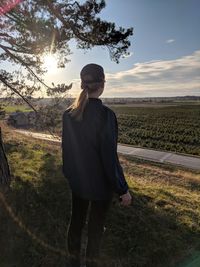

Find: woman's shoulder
<box><xmin>102</xmin><ymin>105</ymin><xmax>116</xmax><ymax>118</ymax></box>
<box><xmin>100</xmin><ymin>105</ymin><xmax>117</xmax><ymax>126</ymax></box>
<box><xmin>62</xmin><ymin>107</ymin><xmax>72</xmax><ymax>119</ymax></box>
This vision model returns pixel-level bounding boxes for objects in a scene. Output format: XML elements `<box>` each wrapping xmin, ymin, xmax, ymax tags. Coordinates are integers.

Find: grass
<box><xmin>0</xmin><ymin>126</ymin><xmax>200</xmax><ymax>267</ymax></box>
<box><xmin>3</xmin><ymin>104</ymin><xmax>32</xmax><ymax>114</ymax></box>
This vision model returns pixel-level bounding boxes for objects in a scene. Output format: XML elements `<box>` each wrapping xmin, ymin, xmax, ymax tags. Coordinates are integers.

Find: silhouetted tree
<box><xmin>0</xmin><ymin>0</ymin><xmax>133</xmax><ymax>100</ymax></box>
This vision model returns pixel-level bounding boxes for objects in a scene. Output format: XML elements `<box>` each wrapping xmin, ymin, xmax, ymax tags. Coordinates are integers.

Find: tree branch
<box><xmin>0</xmin><ymin>76</ymin><xmax>37</xmax><ymax>113</ymax></box>
<box><xmin>0</xmin><ymin>44</ymin><xmax>33</xmax><ymax>54</ymax></box>
<box><xmin>0</xmin><ymin>45</ymin><xmax>52</xmax><ymax>90</ymax></box>
<box><xmin>0</xmin><ymin>77</ymin><xmax>58</xmax><ymax>138</ymax></box>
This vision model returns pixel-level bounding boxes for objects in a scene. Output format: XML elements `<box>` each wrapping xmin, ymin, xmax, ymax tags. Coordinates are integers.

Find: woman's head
<box><xmin>80</xmin><ymin>63</ymin><xmax>105</xmax><ymax>93</ymax></box>
<box><xmin>68</xmin><ymin>63</ymin><xmax>105</xmax><ymax>121</ymax></box>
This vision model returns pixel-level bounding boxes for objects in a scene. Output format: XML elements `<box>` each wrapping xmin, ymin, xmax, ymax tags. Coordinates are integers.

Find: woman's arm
<box><xmin>61</xmin><ymin>111</ymin><xmax>66</xmax><ymax>176</ymax></box>
<box><xmin>61</xmin><ymin>110</ymin><xmax>70</xmax><ymax>178</ymax></box>
<box><xmin>99</xmin><ymin>109</ymin><xmax>129</xmax><ymax>196</ymax></box>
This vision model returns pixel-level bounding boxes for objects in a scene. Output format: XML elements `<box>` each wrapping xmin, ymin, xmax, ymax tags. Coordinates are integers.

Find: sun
<box><xmin>42</xmin><ymin>54</ymin><xmax>58</xmax><ymax>74</ymax></box>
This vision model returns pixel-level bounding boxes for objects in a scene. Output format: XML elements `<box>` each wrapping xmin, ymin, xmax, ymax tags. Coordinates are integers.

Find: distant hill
<box><xmin>1</xmin><ymin>95</ymin><xmax>200</xmax><ymax>106</ymax></box>
<box><xmin>101</xmin><ymin>95</ymin><xmax>200</xmax><ymax>104</ymax></box>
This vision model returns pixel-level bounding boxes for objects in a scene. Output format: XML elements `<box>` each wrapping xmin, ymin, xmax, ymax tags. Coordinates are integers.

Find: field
<box><xmin>2</xmin><ymin>104</ymin><xmax>32</xmax><ymax>114</ymax></box>
<box><xmin>0</xmin><ymin>125</ymin><xmax>200</xmax><ymax>267</ymax></box>
<box><xmin>2</xmin><ymin>101</ymin><xmax>200</xmax><ymax>157</ymax></box>
<box><xmin>109</xmin><ymin>103</ymin><xmax>200</xmax><ymax>157</ymax></box>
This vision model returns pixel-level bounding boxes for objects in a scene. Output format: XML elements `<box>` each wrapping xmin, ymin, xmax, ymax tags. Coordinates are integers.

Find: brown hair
<box><xmin>68</xmin><ymin>63</ymin><xmax>105</xmax><ymax>121</ymax></box>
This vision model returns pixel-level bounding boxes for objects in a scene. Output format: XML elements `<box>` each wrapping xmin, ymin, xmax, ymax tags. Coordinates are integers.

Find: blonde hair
<box><xmin>68</xmin><ymin>64</ymin><xmax>105</xmax><ymax>121</ymax></box>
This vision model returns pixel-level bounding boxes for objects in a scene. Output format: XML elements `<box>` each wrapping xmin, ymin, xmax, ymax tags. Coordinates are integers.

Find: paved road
<box><xmin>15</xmin><ymin>130</ymin><xmax>200</xmax><ymax>171</ymax></box>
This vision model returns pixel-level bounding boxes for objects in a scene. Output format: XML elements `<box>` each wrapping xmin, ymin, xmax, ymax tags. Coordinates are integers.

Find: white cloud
<box><xmin>166</xmin><ymin>39</ymin><xmax>175</xmax><ymax>43</ymax></box>
<box><xmin>103</xmin><ymin>50</ymin><xmax>200</xmax><ymax>97</ymax></box>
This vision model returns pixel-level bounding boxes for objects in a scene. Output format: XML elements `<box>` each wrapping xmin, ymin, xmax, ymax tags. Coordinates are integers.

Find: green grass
<box><xmin>3</xmin><ymin>104</ymin><xmax>32</xmax><ymax>114</ymax></box>
<box><xmin>0</xmin><ymin>128</ymin><xmax>200</xmax><ymax>267</ymax></box>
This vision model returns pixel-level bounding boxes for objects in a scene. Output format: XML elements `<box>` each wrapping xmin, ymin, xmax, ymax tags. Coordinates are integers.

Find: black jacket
<box><xmin>62</xmin><ymin>97</ymin><xmax>129</xmax><ymax>200</ymax></box>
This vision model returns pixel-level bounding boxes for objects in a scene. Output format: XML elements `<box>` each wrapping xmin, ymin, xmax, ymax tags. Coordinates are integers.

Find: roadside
<box><xmin>14</xmin><ymin>129</ymin><xmax>200</xmax><ymax>171</ymax></box>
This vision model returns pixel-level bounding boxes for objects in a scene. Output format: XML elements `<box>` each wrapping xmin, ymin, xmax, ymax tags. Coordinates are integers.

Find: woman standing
<box><xmin>62</xmin><ymin>63</ymin><xmax>132</xmax><ymax>267</ymax></box>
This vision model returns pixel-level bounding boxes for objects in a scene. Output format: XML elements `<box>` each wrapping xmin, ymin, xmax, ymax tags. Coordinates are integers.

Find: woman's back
<box><xmin>62</xmin><ymin>97</ymin><xmax>117</xmax><ymax>200</ymax></box>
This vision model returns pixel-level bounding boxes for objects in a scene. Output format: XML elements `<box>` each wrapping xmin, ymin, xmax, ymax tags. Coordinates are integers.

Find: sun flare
<box><xmin>42</xmin><ymin>54</ymin><xmax>58</xmax><ymax>74</ymax></box>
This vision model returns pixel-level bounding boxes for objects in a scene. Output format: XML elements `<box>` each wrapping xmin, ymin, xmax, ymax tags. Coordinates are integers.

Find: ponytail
<box><xmin>68</xmin><ymin>88</ymin><xmax>89</xmax><ymax>122</ymax></box>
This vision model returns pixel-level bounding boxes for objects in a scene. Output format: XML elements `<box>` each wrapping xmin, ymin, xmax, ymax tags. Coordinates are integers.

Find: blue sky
<box><xmin>43</xmin><ymin>0</ymin><xmax>200</xmax><ymax>98</ymax></box>
<box><xmin>2</xmin><ymin>0</ymin><xmax>200</xmax><ymax>97</ymax></box>
<box><xmin>84</xmin><ymin>0</ymin><xmax>200</xmax><ymax>70</ymax></box>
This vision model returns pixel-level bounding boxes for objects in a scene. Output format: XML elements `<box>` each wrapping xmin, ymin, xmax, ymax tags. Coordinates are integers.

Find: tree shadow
<box><xmin>100</xmin><ymin>190</ymin><xmax>200</xmax><ymax>267</ymax></box>
<box><xmin>0</xmin><ymin>151</ymin><xmax>71</xmax><ymax>267</ymax></box>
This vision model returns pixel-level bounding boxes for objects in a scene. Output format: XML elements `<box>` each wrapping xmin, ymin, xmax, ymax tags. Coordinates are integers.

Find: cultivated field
<box><xmin>109</xmin><ymin>103</ymin><xmax>200</xmax><ymax>157</ymax></box>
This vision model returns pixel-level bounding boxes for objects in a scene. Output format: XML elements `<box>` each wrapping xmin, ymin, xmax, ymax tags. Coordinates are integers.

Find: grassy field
<box><xmin>0</xmin><ymin>126</ymin><xmax>200</xmax><ymax>267</ymax></box>
<box><xmin>2</xmin><ymin>104</ymin><xmax>32</xmax><ymax>114</ymax></box>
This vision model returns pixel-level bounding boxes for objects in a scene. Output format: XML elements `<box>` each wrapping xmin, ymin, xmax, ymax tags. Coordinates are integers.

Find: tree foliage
<box><xmin>0</xmin><ymin>0</ymin><xmax>133</xmax><ymax>100</ymax></box>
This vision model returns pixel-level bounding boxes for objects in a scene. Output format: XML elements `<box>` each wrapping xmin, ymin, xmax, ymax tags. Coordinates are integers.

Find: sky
<box><xmin>2</xmin><ymin>0</ymin><xmax>200</xmax><ymax>98</ymax></box>
<box><xmin>43</xmin><ymin>0</ymin><xmax>200</xmax><ymax>98</ymax></box>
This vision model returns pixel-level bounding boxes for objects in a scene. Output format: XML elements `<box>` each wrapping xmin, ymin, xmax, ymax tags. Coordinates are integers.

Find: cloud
<box><xmin>103</xmin><ymin>50</ymin><xmax>200</xmax><ymax>97</ymax></box>
<box><xmin>166</xmin><ymin>39</ymin><xmax>175</xmax><ymax>43</ymax></box>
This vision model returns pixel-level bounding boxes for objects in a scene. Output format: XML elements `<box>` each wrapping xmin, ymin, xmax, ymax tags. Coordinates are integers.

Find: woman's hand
<box><xmin>120</xmin><ymin>190</ymin><xmax>132</xmax><ymax>206</ymax></box>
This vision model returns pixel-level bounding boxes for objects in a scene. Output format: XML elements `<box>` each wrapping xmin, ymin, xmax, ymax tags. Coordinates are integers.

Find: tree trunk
<box><xmin>0</xmin><ymin>127</ymin><xmax>11</xmax><ymax>185</ymax></box>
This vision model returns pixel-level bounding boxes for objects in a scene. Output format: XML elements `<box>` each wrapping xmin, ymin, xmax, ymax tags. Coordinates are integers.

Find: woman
<box><xmin>62</xmin><ymin>63</ymin><xmax>132</xmax><ymax>267</ymax></box>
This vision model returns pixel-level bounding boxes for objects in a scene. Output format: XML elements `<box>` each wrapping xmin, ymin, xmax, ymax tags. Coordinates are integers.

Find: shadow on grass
<box><xmin>0</xmin><ymin>149</ymin><xmax>71</xmax><ymax>267</ymax></box>
<box><xmin>0</xmin><ymin>143</ymin><xmax>200</xmax><ymax>267</ymax></box>
<box><xmin>101</xmin><ymin>191</ymin><xmax>200</xmax><ymax>267</ymax></box>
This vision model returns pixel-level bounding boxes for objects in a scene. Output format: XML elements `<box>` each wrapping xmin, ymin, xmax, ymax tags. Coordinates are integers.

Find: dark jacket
<box><xmin>62</xmin><ymin>97</ymin><xmax>129</xmax><ymax>200</ymax></box>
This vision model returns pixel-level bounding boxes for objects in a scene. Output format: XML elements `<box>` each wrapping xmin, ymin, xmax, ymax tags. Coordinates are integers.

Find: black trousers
<box><xmin>67</xmin><ymin>191</ymin><xmax>112</xmax><ymax>267</ymax></box>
